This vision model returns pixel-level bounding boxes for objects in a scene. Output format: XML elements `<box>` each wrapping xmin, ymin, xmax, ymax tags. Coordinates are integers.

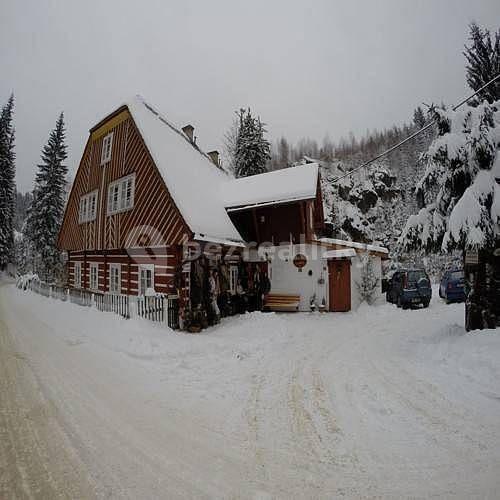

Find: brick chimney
<box><xmin>207</xmin><ymin>150</ymin><xmax>220</xmax><ymax>167</ymax></box>
<box><xmin>182</xmin><ymin>124</ymin><xmax>195</xmax><ymax>143</ymax></box>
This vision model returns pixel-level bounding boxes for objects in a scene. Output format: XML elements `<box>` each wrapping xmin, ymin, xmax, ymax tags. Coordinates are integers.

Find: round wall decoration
<box><xmin>293</xmin><ymin>254</ymin><xmax>307</xmax><ymax>269</ymax></box>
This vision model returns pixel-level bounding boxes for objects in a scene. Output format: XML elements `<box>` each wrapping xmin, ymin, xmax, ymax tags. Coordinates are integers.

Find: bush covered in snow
<box><xmin>356</xmin><ymin>252</ymin><xmax>380</xmax><ymax>305</ymax></box>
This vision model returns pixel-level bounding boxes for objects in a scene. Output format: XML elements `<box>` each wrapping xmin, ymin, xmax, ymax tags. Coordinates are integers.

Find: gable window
<box><xmin>107</xmin><ymin>174</ymin><xmax>135</xmax><ymax>215</ymax></box>
<box><xmin>79</xmin><ymin>190</ymin><xmax>98</xmax><ymax>223</ymax></box>
<box><xmin>74</xmin><ymin>262</ymin><xmax>82</xmax><ymax>288</ymax></box>
<box><xmin>109</xmin><ymin>264</ymin><xmax>121</xmax><ymax>294</ymax></box>
<box><xmin>229</xmin><ymin>265</ymin><xmax>238</xmax><ymax>294</ymax></box>
<box><xmin>101</xmin><ymin>132</ymin><xmax>113</xmax><ymax>165</ymax></box>
<box><xmin>89</xmin><ymin>263</ymin><xmax>99</xmax><ymax>291</ymax></box>
<box><xmin>139</xmin><ymin>264</ymin><xmax>154</xmax><ymax>295</ymax></box>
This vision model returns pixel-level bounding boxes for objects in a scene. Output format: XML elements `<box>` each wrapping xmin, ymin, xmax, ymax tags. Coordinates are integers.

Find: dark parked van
<box><xmin>386</xmin><ymin>269</ymin><xmax>432</xmax><ymax>309</ymax></box>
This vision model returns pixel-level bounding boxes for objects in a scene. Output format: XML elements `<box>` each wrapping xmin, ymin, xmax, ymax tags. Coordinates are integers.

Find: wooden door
<box><xmin>328</xmin><ymin>259</ymin><xmax>351</xmax><ymax>312</ymax></box>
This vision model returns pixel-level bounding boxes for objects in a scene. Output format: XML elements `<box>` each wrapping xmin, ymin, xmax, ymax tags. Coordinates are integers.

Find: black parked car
<box><xmin>439</xmin><ymin>268</ymin><xmax>465</xmax><ymax>303</ymax></box>
<box><xmin>386</xmin><ymin>269</ymin><xmax>432</xmax><ymax>309</ymax></box>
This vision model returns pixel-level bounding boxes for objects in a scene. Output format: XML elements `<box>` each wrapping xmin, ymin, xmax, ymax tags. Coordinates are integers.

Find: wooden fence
<box><xmin>24</xmin><ymin>279</ymin><xmax>179</xmax><ymax>329</ymax></box>
<box><xmin>136</xmin><ymin>295</ymin><xmax>179</xmax><ymax>329</ymax></box>
<box><xmin>30</xmin><ymin>280</ymin><xmax>51</xmax><ymax>297</ymax></box>
<box><xmin>93</xmin><ymin>292</ymin><xmax>130</xmax><ymax>319</ymax></box>
<box><xmin>69</xmin><ymin>288</ymin><xmax>93</xmax><ymax>307</ymax></box>
<box><xmin>51</xmin><ymin>285</ymin><xmax>69</xmax><ymax>302</ymax></box>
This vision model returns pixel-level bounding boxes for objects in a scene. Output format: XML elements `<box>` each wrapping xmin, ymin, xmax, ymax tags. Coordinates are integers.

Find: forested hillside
<box><xmin>268</xmin><ymin>107</ymin><xmax>457</xmax><ymax>276</ymax></box>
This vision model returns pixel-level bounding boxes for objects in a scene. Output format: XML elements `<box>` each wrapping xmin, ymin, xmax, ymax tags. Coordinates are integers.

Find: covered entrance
<box><xmin>328</xmin><ymin>258</ymin><xmax>351</xmax><ymax>312</ymax></box>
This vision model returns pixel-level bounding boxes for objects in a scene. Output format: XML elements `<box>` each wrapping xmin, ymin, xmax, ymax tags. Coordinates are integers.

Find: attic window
<box><xmin>101</xmin><ymin>132</ymin><xmax>113</xmax><ymax>165</ymax></box>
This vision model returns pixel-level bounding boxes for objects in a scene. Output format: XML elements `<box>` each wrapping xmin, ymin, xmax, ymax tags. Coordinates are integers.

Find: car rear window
<box><xmin>407</xmin><ymin>270</ymin><xmax>428</xmax><ymax>283</ymax></box>
<box><xmin>449</xmin><ymin>271</ymin><xmax>464</xmax><ymax>280</ymax></box>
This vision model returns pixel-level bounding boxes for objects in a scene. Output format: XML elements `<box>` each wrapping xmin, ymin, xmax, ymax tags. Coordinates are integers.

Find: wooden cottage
<box><xmin>58</xmin><ymin>96</ymin><xmax>387</xmax><ymax>329</ymax></box>
<box><xmin>57</xmin><ymin>96</ymin><xmax>245</xmax><ymax>322</ymax></box>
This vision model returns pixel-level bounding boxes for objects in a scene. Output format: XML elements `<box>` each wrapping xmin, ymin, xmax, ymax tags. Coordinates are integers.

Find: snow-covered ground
<box><xmin>1</xmin><ymin>282</ymin><xmax>499</xmax><ymax>499</ymax></box>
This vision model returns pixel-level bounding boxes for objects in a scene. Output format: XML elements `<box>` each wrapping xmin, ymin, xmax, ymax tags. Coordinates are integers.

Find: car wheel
<box><xmin>423</xmin><ymin>300</ymin><xmax>430</xmax><ymax>308</ymax></box>
<box><xmin>439</xmin><ymin>288</ymin><xmax>443</xmax><ymax>298</ymax></box>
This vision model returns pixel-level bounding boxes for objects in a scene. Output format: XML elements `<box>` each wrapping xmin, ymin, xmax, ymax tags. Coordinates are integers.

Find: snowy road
<box><xmin>1</xmin><ymin>282</ymin><xmax>499</xmax><ymax>499</ymax></box>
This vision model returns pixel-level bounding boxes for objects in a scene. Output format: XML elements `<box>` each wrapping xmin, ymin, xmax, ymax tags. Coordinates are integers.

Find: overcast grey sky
<box><xmin>1</xmin><ymin>0</ymin><xmax>499</xmax><ymax>192</ymax></box>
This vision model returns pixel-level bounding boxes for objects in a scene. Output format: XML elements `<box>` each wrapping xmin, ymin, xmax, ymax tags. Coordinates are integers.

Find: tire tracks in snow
<box><xmin>245</xmin><ymin>373</ymin><xmax>269</xmax><ymax>483</ymax></box>
<box><xmin>287</xmin><ymin>362</ymin><xmax>347</xmax><ymax>470</ymax></box>
<box><xmin>367</xmin><ymin>356</ymin><xmax>490</xmax><ymax>453</ymax></box>
<box><xmin>0</xmin><ymin>306</ymin><xmax>94</xmax><ymax>499</ymax></box>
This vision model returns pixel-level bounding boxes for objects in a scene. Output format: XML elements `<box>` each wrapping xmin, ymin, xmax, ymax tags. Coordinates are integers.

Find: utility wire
<box><xmin>332</xmin><ymin>73</ymin><xmax>500</xmax><ymax>183</ymax></box>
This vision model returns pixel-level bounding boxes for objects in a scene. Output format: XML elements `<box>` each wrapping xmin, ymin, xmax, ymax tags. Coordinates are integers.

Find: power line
<box><xmin>332</xmin><ymin>73</ymin><xmax>500</xmax><ymax>183</ymax></box>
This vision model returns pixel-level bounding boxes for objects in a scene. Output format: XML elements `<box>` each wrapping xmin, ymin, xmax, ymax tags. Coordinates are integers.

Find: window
<box><xmin>101</xmin><ymin>132</ymin><xmax>113</xmax><ymax>165</ymax></box>
<box><xmin>109</xmin><ymin>264</ymin><xmax>121</xmax><ymax>294</ymax></box>
<box><xmin>74</xmin><ymin>262</ymin><xmax>82</xmax><ymax>288</ymax></box>
<box><xmin>79</xmin><ymin>190</ymin><xmax>98</xmax><ymax>223</ymax></box>
<box><xmin>450</xmin><ymin>270</ymin><xmax>464</xmax><ymax>280</ymax></box>
<box><xmin>89</xmin><ymin>263</ymin><xmax>99</xmax><ymax>291</ymax></box>
<box><xmin>229</xmin><ymin>265</ymin><xmax>238</xmax><ymax>294</ymax></box>
<box><xmin>139</xmin><ymin>264</ymin><xmax>154</xmax><ymax>295</ymax></box>
<box><xmin>107</xmin><ymin>174</ymin><xmax>135</xmax><ymax>215</ymax></box>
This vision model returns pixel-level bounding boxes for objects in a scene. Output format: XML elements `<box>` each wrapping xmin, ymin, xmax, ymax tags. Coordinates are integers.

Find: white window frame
<box><xmin>89</xmin><ymin>263</ymin><xmax>99</xmax><ymax>291</ymax></box>
<box><xmin>79</xmin><ymin>190</ymin><xmax>98</xmax><ymax>223</ymax></box>
<box><xmin>139</xmin><ymin>264</ymin><xmax>155</xmax><ymax>296</ymax></box>
<box><xmin>107</xmin><ymin>174</ymin><xmax>135</xmax><ymax>215</ymax></box>
<box><xmin>101</xmin><ymin>132</ymin><xmax>113</xmax><ymax>165</ymax></box>
<box><xmin>74</xmin><ymin>261</ymin><xmax>82</xmax><ymax>288</ymax></box>
<box><xmin>229</xmin><ymin>265</ymin><xmax>238</xmax><ymax>294</ymax></box>
<box><xmin>109</xmin><ymin>263</ymin><xmax>121</xmax><ymax>294</ymax></box>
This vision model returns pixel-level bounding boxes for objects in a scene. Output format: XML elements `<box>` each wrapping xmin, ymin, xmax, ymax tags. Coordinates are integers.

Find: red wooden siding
<box><xmin>67</xmin><ymin>248</ymin><xmax>178</xmax><ymax>295</ymax></box>
<box><xmin>58</xmin><ymin>108</ymin><xmax>191</xmax><ymax>253</ymax></box>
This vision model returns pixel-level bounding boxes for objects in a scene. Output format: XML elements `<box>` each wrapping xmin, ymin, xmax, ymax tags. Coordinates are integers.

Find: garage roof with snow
<box><xmin>223</xmin><ymin>163</ymin><xmax>320</xmax><ymax>210</ymax></box>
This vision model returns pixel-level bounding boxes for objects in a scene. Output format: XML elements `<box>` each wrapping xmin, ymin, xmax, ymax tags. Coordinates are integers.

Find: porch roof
<box><xmin>316</xmin><ymin>237</ymin><xmax>388</xmax><ymax>255</ymax></box>
<box><xmin>323</xmin><ymin>248</ymin><xmax>357</xmax><ymax>259</ymax></box>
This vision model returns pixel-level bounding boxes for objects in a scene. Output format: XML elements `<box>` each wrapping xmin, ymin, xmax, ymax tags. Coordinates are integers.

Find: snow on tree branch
<box><xmin>400</xmin><ymin>100</ymin><xmax>500</xmax><ymax>253</ymax></box>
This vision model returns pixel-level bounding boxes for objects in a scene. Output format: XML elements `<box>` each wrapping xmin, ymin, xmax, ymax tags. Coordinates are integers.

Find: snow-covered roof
<box><xmin>223</xmin><ymin>164</ymin><xmax>319</xmax><ymax>210</ymax></box>
<box><xmin>126</xmin><ymin>96</ymin><xmax>244</xmax><ymax>244</ymax></box>
<box><xmin>316</xmin><ymin>237</ymin><xmax>388</xmax><ymax>255</ymax></box>
<box><xmin>193</xmin><ymin>233</ymin><xmax>246</xmax><ymax>248</ymax></box>
<box><xmin>322</xmin><ymin>248</ymin><xmax>356</xmax><ymax>259</ymax></box>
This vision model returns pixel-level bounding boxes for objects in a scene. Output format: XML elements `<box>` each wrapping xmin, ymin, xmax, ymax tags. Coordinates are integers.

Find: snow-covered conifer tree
<box><xmin>0</xmin><ymin>94</ymin><xmax>16</xmax><ymax>270</ymax></box>
<box><xmin>400</xmin><ymin>101</ymin><xmax>500</xmax><ymax>328</ymax></box>
<box><xmin>234</xmin><ymin>108</ymin><xmax>271</xmax><ymax>178</ymax></box>
<box><xmin>356</xmin><ymin>252</ymin><xmax>379</xmax><ymax>305</ymax></box>
<box><xmin>25</xmin><ymin>113</ymin><xmax>68</xmax><ymax>282</ymax></box>
<box><xmin>464</xmin><ymin>23</ymin><xmax>500</xmax><ymax>104</ymax></box>
<box><xmin>400</xmin><ymin>101</ymin><xmax>500</xmax><ymax>252</ymax></box>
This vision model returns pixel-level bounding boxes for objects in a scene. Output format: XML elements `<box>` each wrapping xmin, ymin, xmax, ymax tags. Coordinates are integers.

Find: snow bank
<box><xmin>3</xmin><ymin>283</ymin><xmax>500</xmax><ymax>498</ymax></box>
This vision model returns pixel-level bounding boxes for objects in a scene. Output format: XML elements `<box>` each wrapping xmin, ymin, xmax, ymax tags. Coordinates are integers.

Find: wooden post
<box><xmin>300</xmin><ymin>201</ymin><xmax>306</xmax><ymax>241</ymax></box>
<box><xmin>103</xmin><ymin>250</ymin><xmax>107</xmax><ymax>293</ymax></box>
<box><xmin>83</xmin><ymin>251</ymin><xmax>87</xmax><ymax>289</ymax></box>
<box><xmin>252</xmin><ymin>208</ymin><xmax>260</xmax><ymax>243</ymax></box>
<box><xmin>127</xmin><ymin>254</ymin><xmax>132</xmax><ymax>295</ymax></box>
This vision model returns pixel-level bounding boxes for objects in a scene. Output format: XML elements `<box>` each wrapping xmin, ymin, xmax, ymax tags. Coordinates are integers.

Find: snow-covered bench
<box><xmin>264</xmin><ymin>293</ymin><xmax>300</xmax><ymax>312</ymax></box>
